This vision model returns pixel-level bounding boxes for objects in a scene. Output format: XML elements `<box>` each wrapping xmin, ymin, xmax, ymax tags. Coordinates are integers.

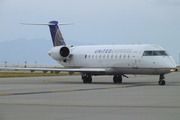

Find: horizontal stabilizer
<box><xmin>20</xmin><ymin>21</ymin><xmax>74</xmax><ymax>46</ymax></box>
<box><xmin>20</xmin><ymin>23</ymin><xmax>74</xmax><ymax>26</ymax></box>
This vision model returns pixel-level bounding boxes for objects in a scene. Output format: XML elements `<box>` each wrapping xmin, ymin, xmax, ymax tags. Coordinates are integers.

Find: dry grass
<box><xmin>0</xmin><ymin>72</ymin><xmax>80</xmax><ymax>78</ymax></box>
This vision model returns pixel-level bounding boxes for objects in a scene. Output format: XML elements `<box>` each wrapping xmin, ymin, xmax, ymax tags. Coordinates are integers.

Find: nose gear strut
<box><xmin>159</xmin><ymin>74</ymin><xmax>166</xmax><ymax>85</ymax></box>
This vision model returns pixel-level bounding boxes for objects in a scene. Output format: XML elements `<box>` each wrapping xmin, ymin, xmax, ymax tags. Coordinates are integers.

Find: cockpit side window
<box><xmin>143</xmin><ymin>51</ymin><xmax>169</xmax><ymax>56</ymax></box>
<box><xmin>153</xmin><ymin>51</ymin><xmax>162</xmax><ymax>56</ymax></box>
<box><xmin>163</xmin><ymin>51</ymin><xmax>169</xmax><ymax>56</ymax></box>
<box><xmin>153</xmin><ymin>51</ymin><xmax>169</xmax><ymax>56</ymax></box>
<box><xmin>143</xmin><ymin>51</ymin><xmax>153</xmax><ymax>56</ymax></box>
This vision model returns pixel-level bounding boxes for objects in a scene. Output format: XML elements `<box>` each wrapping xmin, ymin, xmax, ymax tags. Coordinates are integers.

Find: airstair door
<box><xmin>132</xmin><ymin>52</ymin><xmax>138</xmax><ymax>69</ymax></box>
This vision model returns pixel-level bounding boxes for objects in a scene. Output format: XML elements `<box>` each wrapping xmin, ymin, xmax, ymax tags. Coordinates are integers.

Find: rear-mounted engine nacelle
<box><xmin>48</xmin><ymin>46</ymin><xmax>70</xmax><ymax>60</ymax></box>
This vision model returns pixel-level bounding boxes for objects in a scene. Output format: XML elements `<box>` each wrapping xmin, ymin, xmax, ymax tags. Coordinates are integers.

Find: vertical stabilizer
<box><xmin>20</xmin><ymin>21</ymin><xmax>74</xmax><ymax>47</ymax></box>
<box><xmin>49</xmin><ymin>21</ymin><xmax>66</xmax><ymax>46</ymax></box>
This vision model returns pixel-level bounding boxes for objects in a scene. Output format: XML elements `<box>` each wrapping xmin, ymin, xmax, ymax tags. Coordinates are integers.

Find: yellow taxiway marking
<box><xmin>108</xmin><ymin>86</ymin><xmax>126</xmax><ymax>89</ymax></box>
<box><xmin>0</xmin><ymin>79</ymin><xmax>178</xmax><ymax>97</ymax></box>
<box><xmin>0</xmin><ymin>103</ymin><xmax>179</xmax><ymax>108</ymax></box>
<box><xmin>0</xmin><ymin>84</ymin><xmax>149</xmax><ymax>96</ymax></box>
<box><xmin>0</xmin><ymin>82</ymin><xmax>170</xmax><ymax>97</ymax></box>
<box><xmin>0</xmin><ymin>90</ymin><xmax>77</xmax><ymax>96</ymax></box>
<box><xmin>0</xmin><ymin>94</ymin><xmax>12</xmax><ymax>96</ymax></box>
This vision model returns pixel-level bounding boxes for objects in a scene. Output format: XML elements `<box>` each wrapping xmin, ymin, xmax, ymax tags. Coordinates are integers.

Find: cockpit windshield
<box><xmin>143</xmin><ymin>51</ymin><xmax>169</xmax><ymax>56</ymax></box>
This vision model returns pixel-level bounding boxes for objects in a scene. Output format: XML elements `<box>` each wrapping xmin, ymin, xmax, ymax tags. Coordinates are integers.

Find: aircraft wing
<box><xmin>0</xmin><ymin>67</ymin><xmax>106</xmax><ymax>75</ymax></box>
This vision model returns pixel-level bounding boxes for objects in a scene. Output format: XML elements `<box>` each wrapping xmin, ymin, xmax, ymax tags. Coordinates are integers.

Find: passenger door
<box><xmin>131</xmin><ymin>51</ymin><xmax>138</xmax><ymax>68</ymax></box>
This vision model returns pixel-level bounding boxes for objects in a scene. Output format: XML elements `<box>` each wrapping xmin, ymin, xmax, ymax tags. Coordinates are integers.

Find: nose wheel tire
<box><xmin>159</xmin><ymin>74</ymin><xmax>166</xmax><ymax>85</ymax></box>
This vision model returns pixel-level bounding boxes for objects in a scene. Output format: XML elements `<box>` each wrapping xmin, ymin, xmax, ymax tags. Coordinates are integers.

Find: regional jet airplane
<box><xmin>1</xmin><ymin>21</ymin><xmax>176</xmax><ymax>85</ymax></box>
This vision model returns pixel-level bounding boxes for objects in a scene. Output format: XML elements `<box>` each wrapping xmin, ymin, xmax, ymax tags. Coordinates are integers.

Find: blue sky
<box><xmin>0</xmin><ymin>0</ymin><xmax>180</xmax><ymax>64</ymax></box>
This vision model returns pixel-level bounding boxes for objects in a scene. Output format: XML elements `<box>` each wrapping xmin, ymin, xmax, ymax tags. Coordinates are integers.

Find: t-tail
<box><xmin>20</xmin><ymin>21</ymin><xmax>74</xmax><ymax>47</ymax></box>
<box><xmin>49</xmin><ymin>21</ymin><xmax>66</xmax><ymax>46</ymax></box>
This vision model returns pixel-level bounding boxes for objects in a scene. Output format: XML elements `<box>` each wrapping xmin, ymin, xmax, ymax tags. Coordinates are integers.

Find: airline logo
<box><xmin>95</xmin><ymin>49</ymin><xmax>112</xmax><ymax>53</ymax></box>
<box><xmin>95</xmin><ymin>49</ymin><xmax>132</xmax><ymax>53</ymax></box>
<box><xmin>48</xmin><ymin>21</ymin><xmax>66</xmax><ymax>47</ymax></box>
<box><xmin>55</xmin><ymin>29</ymin><xmax>66</xmax><ymax>46</ymax></box>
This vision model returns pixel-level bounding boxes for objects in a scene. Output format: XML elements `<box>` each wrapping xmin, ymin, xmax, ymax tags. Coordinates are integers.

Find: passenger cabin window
<box><xmin>143</xmin><ymin>51</ymin><xmax>169</xmax><ymax>56</ymax></box>
<box><xmin>115</xmin><ymin>54</ymin><xmax>117</xmax><ymax>59</ymax></box>
<box><xmin>128</xmin><ymin>54</ymin><xmax>130</xmax><ymax>59</ymax></box>
<box><xmin>103</xmin><ymin>54</ymin><xmax>105</xmax><ymax>59</ymax></box>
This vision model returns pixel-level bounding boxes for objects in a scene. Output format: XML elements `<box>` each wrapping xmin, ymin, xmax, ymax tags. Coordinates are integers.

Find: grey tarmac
<box><xmin>0</xmin><ymin>72</ymin><xmax>180</xmax><ymax>120</ymax></box>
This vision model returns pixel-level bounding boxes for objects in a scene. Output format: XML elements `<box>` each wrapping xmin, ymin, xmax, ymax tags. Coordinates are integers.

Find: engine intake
<box><xmin>60</xmin><ymin>47</ymin><xmax>70</xmax><ymax>57</ymax></box>
<box><xmin>48</xmin><ymin>46</ymin><xmax>70</xmax><ymax>60</ymax></box>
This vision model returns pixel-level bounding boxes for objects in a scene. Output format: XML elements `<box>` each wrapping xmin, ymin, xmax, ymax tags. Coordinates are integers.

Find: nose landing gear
<box><xmin>158</xmin><ymin>74</ymin><xmax>166</xmax><ymax>85</ymax></box>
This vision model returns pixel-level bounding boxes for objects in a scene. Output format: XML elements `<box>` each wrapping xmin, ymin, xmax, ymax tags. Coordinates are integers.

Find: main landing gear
<box><xmin>113</xmin><ymin>75</ymin><xmax>122</xmax><ymax>83</ymax></box>
<box><xmin>158</xmin><ymin>74</ymin><xmax>166</xmax><ymax>85</ymax></box>
<box><xmin>82</xmin><ymin>74</ymin><xmax>92</xmax><ymax>83</ymax></box>
<box><xmin>82</xmin><ymin>75</ymin><xmax>124</xmax><ymax>84</ymax></box>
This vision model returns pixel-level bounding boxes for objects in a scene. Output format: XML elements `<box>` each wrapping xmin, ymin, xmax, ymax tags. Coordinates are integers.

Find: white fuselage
<box><xmin>18</xmin><ymin>21</ymin><xmax>175</xmax><ymax>85</ymax></box>
<box><xmin>53</xmin><ymin>44</ymin><xmax>176</xmax><ymax>75</ymax></box>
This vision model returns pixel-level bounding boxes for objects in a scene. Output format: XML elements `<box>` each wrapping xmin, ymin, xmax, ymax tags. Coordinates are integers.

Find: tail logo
<box><xmin>20</xmin><ymin>21</ymin><xmax>71</xmax><ymax>47</ymax></box>
<box><xmin>55</xmin><ymin>29</ymin><xmax>66</xmax><ymax>46</ymax></box>
<box><xmin>49</xmin><ymin>21</ymin><xmax>66</xmax><ymax>47</ymax></box>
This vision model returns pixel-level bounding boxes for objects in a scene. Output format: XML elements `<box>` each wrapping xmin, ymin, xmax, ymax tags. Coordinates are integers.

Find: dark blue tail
<box><xmin>48</xmin><ymin>21</ymin><xmax>66</xmax><ymax>46</ymax></box>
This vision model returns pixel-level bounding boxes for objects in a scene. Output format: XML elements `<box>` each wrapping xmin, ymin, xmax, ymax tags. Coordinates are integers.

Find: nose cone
<box><xmin>165</xmin><ymin>56</ymin><xmax>176</xmax><ymax>68</ymax></box>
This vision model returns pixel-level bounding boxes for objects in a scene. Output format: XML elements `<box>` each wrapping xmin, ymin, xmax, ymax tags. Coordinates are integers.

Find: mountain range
<box><xmin>0</xmin><ymin>38</ymin><xmax>96</xmax><ymax>67</ymax></box>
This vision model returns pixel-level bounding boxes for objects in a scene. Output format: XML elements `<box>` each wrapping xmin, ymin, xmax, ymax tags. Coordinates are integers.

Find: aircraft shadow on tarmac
<box><xmin>44</xmin><ymin>79</ymin><xmax>180</xmax><ymax>86</ymax></box>
<box><xmin>44</xmin><ymin>80</ymin><xmax>157</xmax><ymax>86</ymax></box>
